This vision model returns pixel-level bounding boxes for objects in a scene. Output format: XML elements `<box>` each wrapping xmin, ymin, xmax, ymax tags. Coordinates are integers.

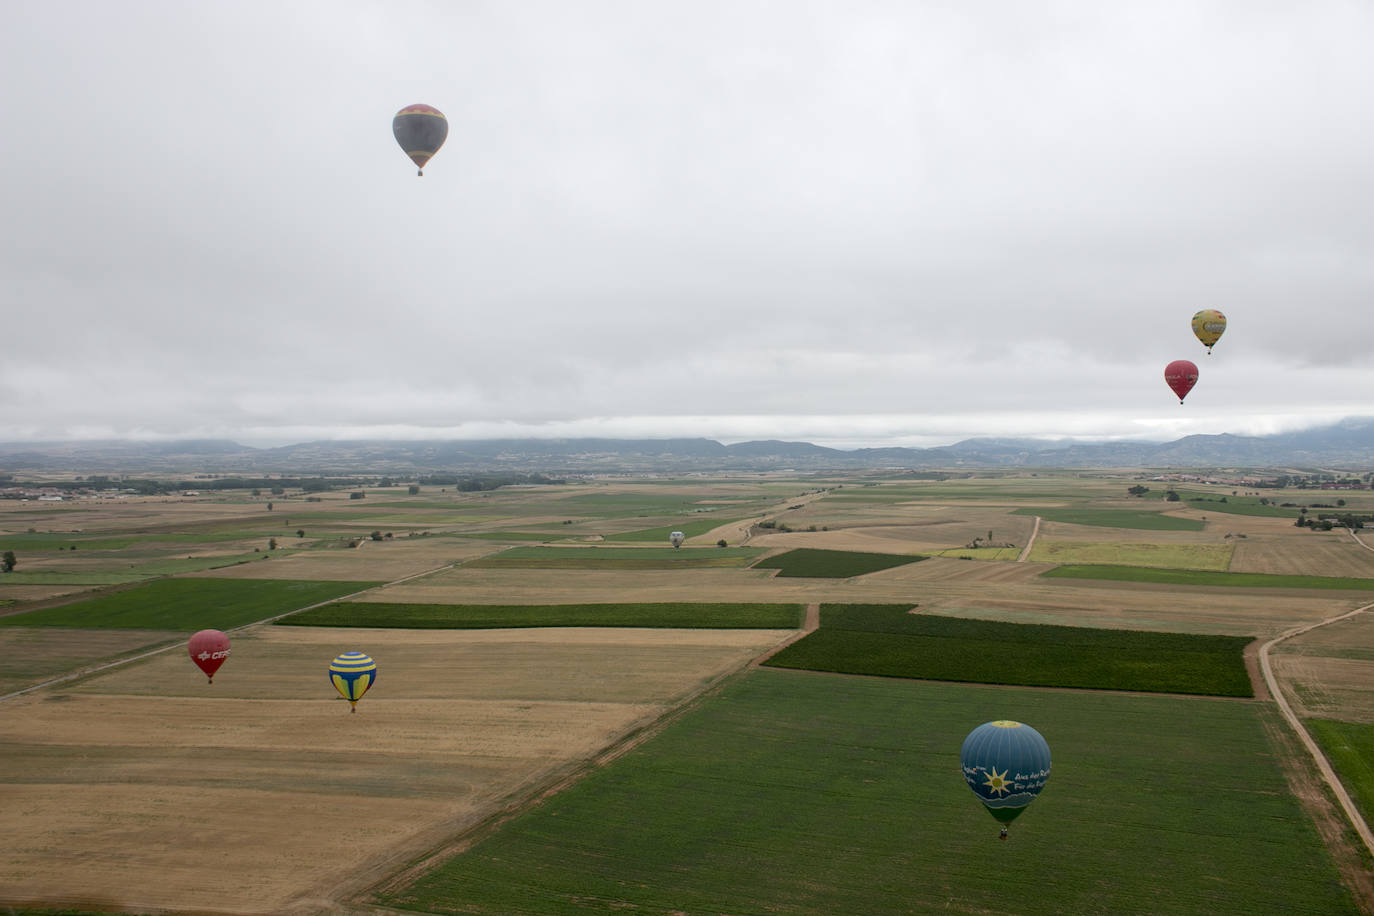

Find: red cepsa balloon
<box><xmin>188</xmin><ymin>629</ymin><xmax>230</xmax><ymax>683</ymax></box>
<box><xmin>1164</xmin><ymin>359</ymin><xmax>1199</xmax><ymax>404</ymax></box>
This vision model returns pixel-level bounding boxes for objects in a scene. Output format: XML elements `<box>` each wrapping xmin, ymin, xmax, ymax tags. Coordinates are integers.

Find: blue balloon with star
<box><xmin>960</xmin><ymin>720</ymin><xmax>1051</xmax><ymax>830</ymax></box>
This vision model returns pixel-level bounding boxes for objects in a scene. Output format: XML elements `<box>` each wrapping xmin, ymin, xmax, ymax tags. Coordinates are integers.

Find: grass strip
<box><xmin>0</xmin><ymin>578</ymin><xmax>379</xmax><ymax>630</ymax></box>
<box><xmin>1044</xmin><ymin>564</ymin><xmax>1374</xmax><ymax>590</ymax></box>
<box><xmin>378</xmin><ymin>670</ymin><xmax>1355</xmax><ymax>915</ymax></box>
<box><xmin>763</xmin><ymin>604</ymin><xmax>1252</xmax><ymax>696</ymax></box>
<box><xmin>278</xmin><ymin>601</ymin><xmax>804</xmax><ymax>629</ymax></box>
<box><xmin>1306</xmin><ymin>718</ymin><xmax>1374</xmax><ymax>826</ymax></box>
<box><xmin>753</xmin><ymin>548</ymin><xmax>923</xmax><ymax>578</ymax></box>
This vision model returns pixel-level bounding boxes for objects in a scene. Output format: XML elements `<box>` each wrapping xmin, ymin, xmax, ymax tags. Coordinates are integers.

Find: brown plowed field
<box><xmin>0</xmin><ymin>624</ymin><xmax>792</xmax><ymax>914</ymax></box>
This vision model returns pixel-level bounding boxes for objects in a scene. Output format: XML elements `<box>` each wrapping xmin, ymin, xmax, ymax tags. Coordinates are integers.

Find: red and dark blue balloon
<box><xmin>960</xmin><ymin>720</ymin><xmax>1051</xmax><ymax>835</ymax></box>
<box><xmin>392</xmin><ymin>104</ymin><xmax>448</xmax><ymax>176</ymax></box>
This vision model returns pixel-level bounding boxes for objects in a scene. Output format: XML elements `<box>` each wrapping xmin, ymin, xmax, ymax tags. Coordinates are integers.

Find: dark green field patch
<box><xmin>0</xmin><ymin>578</ymin><xmax>379</xmax><ymax>631</ymax></box>
<box><xmin>1012</xmin><ymin>506</ymin><xmax>1204</xmax><ymax>530</ymax></box>
<box><xmin>1044</xmin><ymin>564</ymin><xmax>1374</xmax><ymax>591</ymax></box>
<box><xmin>467</xmin><ymin>546</ymin><xmax>762</xmax><ymax>569</ymax></box>
<box><xmin>753</xmin><ymin>548</ymin><xmax>923</xmax><ymax>578</ymax></box>
<box><xmin>1306</xmin><ymin>719</ymin><xmax>1374</xmax><ymax>826</ymax></box>
<box><xmin>279</xmin><ymin>602</ymin><xmax>803</xmax><ymax>629</ymax></box>
<box><xmin>378</xmin><ymin>670</ymin><xmax>1354</xmax><ymax>915</ymax></box>
<box><xmin>763</xmin><ymin>605</ymin><xmax>1252</xmax><ymax>696</ymax></box>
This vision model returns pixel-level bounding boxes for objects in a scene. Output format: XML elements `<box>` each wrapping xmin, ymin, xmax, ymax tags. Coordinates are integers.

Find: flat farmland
<box><xmin>1229</xmin><ymin>518</ymin><xmax>1374</xmax><ymax>577</ymax></box>
<box><xmin>4</xmin><ymin>471</ymin><xmax>1374</xmax><ymax>914</ymax></box>
<box><xmin>1028</xmin><ymin>539</ymin><xmax>1234</xmax><ymax>570</ymax></box>
<box><xmin>1274</xmin><ymin>610</ymin><xmax>1374</xmax><ymax>724</ymax></box>
<box><xmin>0</xmin><ymin>624</ymin><xmax>793</xmax><ymax>913</ymax></box>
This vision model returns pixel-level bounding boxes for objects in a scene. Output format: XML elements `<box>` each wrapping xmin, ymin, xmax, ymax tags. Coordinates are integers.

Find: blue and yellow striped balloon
<box><xmin>329</xmin><ymin>652</ymin><xmax>377</xmax><ymax>713</ymax></box>
<box><xmin>960</xmin><ymin>720</ymin><xmax>1051</xmax><ymax>836</ymax></box>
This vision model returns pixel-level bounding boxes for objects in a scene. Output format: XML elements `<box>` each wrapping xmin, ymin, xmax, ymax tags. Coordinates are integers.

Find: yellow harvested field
<box><xmin>1229</xmin><ymin>519</ymin><xmax>1374</xmax><ymax>577</ymax></box>
<box><xmin>0</xmin><ymin>624</ymin><xmax>792</xmax><ymax>914</ymax></box>
<box><xmin>1028</xmin><ymin>540</ymin><xmax>1234</xmax><ymax>570</ymax></box>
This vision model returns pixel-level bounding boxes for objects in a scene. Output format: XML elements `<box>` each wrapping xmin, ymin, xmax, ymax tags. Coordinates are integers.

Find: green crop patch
<box><xmin>603</xmin><ymin>517</ymin><xmax>743</xmax><ymax>543</ymax></box>
<box><xmin>0</xmin><ymin>578</ymin><xmax>379</xmax><ymax>631</ymax></box>
<box><xmin>753</xmin><ymin>548</ymin><xmax>924</xmax><ymax>578</ymax></box>
<box><xmin>467</xmin><ymin>546</ymin><xmax>762</xmax><ymax>569</ymax></box>
<box><xmin>279</xmin><ymin>601</ymin><xmax>803</xmax><ymax>629</ymax></box>
<box><xmin>1306</xmin><ymin>719</ymin><xmax>1374</xmax><ymax>825</ymax></box>
<box><xmin>1175</xmin><ymin>492</ymin><xmax>1297</xmax><ymax>518</ymax></box>
<box><xmin>763</xmin><ymin>605</ymin><xmax>1252</xmax><ymax>696</ymax></box>
<box><xmin>1012</xmin><ymin>506</ymin><xmax>1204</xmax><ymax>530</ymax></box>
<box><xmin>1044</xmin><ymin>564</ymin><xmax>1374</xmax><ymax>590</ymax></box>
<box><xmin>378</xmin><ymin>670</ymin><xmax>1354</xmax><ymax>915</ymax></box>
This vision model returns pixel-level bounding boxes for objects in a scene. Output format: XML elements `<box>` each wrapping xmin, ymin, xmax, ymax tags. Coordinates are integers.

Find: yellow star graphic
<box><xmin>983</xmin><ymin>767</ymin><xmax>1011</xmax><ymax>796</ymax></box>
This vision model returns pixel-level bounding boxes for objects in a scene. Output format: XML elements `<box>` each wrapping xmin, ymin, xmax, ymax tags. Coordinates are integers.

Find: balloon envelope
<box><xmin>960</xmin><ymin>720</ymin><xmax>1051</xmax><ymax>825</ymax></box>
<box><xmin>392</xmin><ymin>104</ymin><xmax>448</xmax><ymax>175</ymax></box>
<box><xmin>1191</xmin><ymin>309</ymin><xmax>1227</xmax><ymax>353</ymax></box>
<box><xmin>669</xmin><ymin>531</ymin><xmax>685</xmax><ymax>548</ymax></box>
<box><xmin>188</xmin><ymin>629</ymin><xmax>230</xmax><ymax>682</ymax></box>
<box><xmin>1165</xmin><ymin>359</ymin><xmax>1199</xmax><ymax>403</ymax></box>
<box><xmin>330</xmin><ymin>652</ymin><xmax>377</xmax><ymax>712</ymax></box>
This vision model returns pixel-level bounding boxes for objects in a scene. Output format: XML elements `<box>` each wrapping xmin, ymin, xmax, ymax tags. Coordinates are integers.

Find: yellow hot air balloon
<box><xmin>1191</xmin><ymin>309</ymin><xmax>1227</xmax><ymax>354</ymax></box>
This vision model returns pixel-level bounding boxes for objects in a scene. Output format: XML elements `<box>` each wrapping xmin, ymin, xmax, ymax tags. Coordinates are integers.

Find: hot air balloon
<box><xmin>1164</xmin><ymin>359</ymin><xmax>1199</xmax><ymax>404</ymax></box>
<box><xmin>392</xmin><ymin>104</ymin><xmax>448</xmax><ymax>176</ymax></box>
<box><xmin>960</xmin><ymin>720</ymin><xmax>1051</xmax><ymax>839</ymax></box>
<box><xmin>669</xmin><ymin>531</ymin><xmax>685</xmax><ymax>548</ymax></box>
<box><xmin>1191</xmin><ymin>309</ymin><xmax>1227</xmax><ymax>354</ymax></box>
<box><xmin>188</xmin><ymin>629</ymin><xmax>230</xmax><ymax>683</ymax></box>
<box><xmin>329</xmin><ymin>652</ymin><xmax>377</xmax><ymax>713</ymax></box>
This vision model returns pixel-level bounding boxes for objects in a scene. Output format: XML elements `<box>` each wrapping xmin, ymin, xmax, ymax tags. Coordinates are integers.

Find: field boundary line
<box><xmin>1258</xmin><ymin>601</ymin><xmax>1374</xmax><ymax>858</ymax></box>
<box><xmin>0</xmin><ymin>561</ymin><xmax>458</xmax><ymax>704</ymax></box>
<box><xmin>1016</xmin><ymin>515</ymin><xmax>1041</xmax><ymax>562</ymax></box>
<box><xmin>1348</xmin><ymin>527</ymin><xmax>1373</xmax><ymax>553</ymax></box>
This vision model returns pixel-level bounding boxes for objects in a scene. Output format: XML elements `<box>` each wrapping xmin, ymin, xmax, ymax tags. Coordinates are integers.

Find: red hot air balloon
<box><xmin>188</xmin><ymin>629</ymin><xmax>230</xmax><ymax>683</ymax></box>
<box><xmin>1164</xmin><ymin>360</ymin><xmax>1199</xmax><ymax>404</ymax></box>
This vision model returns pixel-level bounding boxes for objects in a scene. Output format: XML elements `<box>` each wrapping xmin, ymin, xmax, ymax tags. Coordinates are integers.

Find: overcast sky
<box><xmin>3</xmin><ymin>1</ymin><xmax>1371</xmax><ymax>449</ymax></box>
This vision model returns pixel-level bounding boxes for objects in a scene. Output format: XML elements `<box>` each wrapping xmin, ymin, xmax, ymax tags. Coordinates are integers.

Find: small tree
<box><xmin>350</xmin><ymin>492</ymin><xmax>365</xmax><ymax>500</ymax></box>
<box><xmin>267</xmin><ymin>502</ymin><xmax>274</xmax><ymax>511</ymax></box>
<box><xmin>408</xmin><ymin>485</ymin><xmax>420</xmax><ymax>495</ymax></box>
<box><xmin>296</xmin><ymin>529</ymin><xmax>305</xmax><ymax>538</ymax></box>
<box><xmin>268</xmin><ymin>537</ymin><xmax>278</xmax><ymax>550</ymax></box>
<box><xmin>370</xmin><ymin>530</ymin><xmax>384</xmax><ymax>541</ymax></box>
<box><xmin>717</xmin><ymin>539</ymin><xmax>728</xmax><ymax>547</ymax></box>
<box><xmin>2</xmin><ymin>550</ymin><xmax>15</xmax><ymax>572</ymax></box>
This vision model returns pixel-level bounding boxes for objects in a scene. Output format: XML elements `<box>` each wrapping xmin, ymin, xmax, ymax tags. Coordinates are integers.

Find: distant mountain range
<box><xmin>3</xmin><ymin>418</ymin><xmax>1374</xmax><ymax>475</ymax></box>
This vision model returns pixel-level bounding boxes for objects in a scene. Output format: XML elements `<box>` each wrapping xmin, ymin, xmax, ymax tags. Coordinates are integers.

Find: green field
<box><xmin>467</xmin><ymin>546</ymin><xmax>762</xmax><ymax>569</ymax></box>
<box><xmin>1013</xmin><ymin>507</ymin><xmax>1205</xmax><ymax>531</ymax></box>
<box><xmin>763</xmin><ymin>605</ymin><xmax>1252</xmax><ymax>696</ymax></box>
<box><xmin>379</xmin><ymin>670</ymin><xmax>1355</xmax><ymax>915</ymax></box>
<box><xmin>1028</xmin><ymin>540</ymin><xmax>1233</xmax><ymax>570</ymax></box>
<box><xmin>0</xmin><ymin>578</ymin><xmax>378</xmax><ymax>630</ymax></box>
<box><xmin>753</xmin><ymin>548</ymin><xmax>924</xmax><ymax>578</ymax></box>
<box><xmin>279</xmin><ymin>601</ymin><xmax>804</xmax><ymax>629</ymax></box>
<box><xmin>1177</xmin><ymin>492</ymin><xmax>1299</xmax><ymax>518</ymax></box>
<box><xmin>1044</xmin><ymin>564</ymin><xmax>1374</xmax><ymax>591</ymax></box>
<box><xmin>1306</xmin><ymin>719</ymin><xmax>1374</xmax><ymax>825</ymax></box>
<box><xmin>602</xmin><ymin>517</ymin><xmax>743</xmax><ymax>543</ymax></box>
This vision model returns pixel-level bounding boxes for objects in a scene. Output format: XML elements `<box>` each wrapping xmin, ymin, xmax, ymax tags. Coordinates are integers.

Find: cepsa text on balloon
<box><xmin>196</xmin><ymin>650</ymin><xmax>230</xmax><ymax>660</ymax></box>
